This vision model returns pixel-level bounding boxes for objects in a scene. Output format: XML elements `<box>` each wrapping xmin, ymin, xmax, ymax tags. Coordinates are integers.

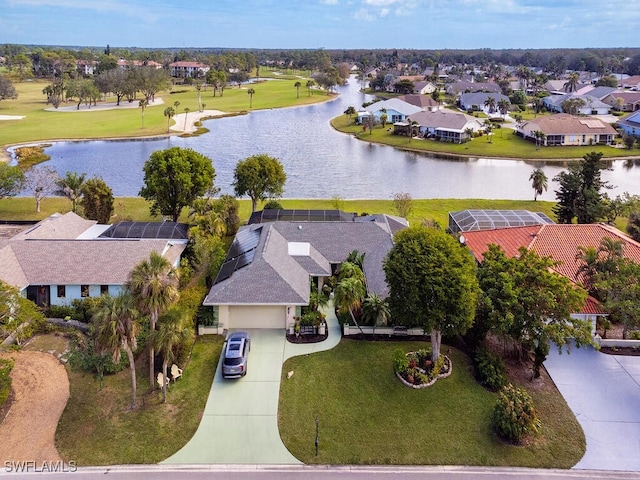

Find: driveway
<box><xmin>164</xmin><ymin>303</ymin><xmax>341</xmax><ymax>464</ymax></box>
<box><xmin>544</xmin><ymin>346</ymin><xmax>640</xmax><ymax>471</ymax></box>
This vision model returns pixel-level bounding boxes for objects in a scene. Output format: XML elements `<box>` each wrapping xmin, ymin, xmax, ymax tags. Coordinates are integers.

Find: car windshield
<box><xmin>224</xmin><ymin>357</ymin><xmax>243</xmax><ymax>366</ymax></box>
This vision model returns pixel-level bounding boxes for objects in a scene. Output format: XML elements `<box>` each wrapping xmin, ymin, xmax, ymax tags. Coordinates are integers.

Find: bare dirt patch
<box><xmin>0</xmin><ymin>350</ymin><xmax>70</xmax><ymax>464</ymax></box>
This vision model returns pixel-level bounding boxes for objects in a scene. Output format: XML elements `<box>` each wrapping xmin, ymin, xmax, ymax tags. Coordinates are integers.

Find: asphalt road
<box><xmin>3</xmin><ymin>465</ymin><xmax>640</xmax><ymax>480</ymax></box>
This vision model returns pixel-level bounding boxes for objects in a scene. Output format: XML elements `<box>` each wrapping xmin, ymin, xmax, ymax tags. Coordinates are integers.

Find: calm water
<box><xmin>12</xmin><ymin>77</ymin><xmax>640</xmax><ymax>201</ymax></box>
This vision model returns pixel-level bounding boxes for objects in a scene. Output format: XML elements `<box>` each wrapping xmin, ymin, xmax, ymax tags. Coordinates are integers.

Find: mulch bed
<box><xmin>600</xmin><ymin>346</ymin><xmax>640</xmax><ymax>356</ymax></box>
<box><xmin>286</xmin><ymin>333</ymin><xmax>329</xmax><ymax>344</ymax></box>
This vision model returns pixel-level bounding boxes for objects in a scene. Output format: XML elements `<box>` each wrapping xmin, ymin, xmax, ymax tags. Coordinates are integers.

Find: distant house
<box><xmin>75</xmin><ymin>60</ymin><xmax>96</xmax><ymax>76</ymax></box>
<box><xmin>574</xmin><ymin>86</ymin><xmax>617</xmax><ymax>100</ymax></box>
<box><xmin>619</xmin><ymin>75</ymin><xmax>640</xmax><ymax>89</ymax></box>
<box><xmin>117</xmin><ymin>59</ymin><xmax>163</xmax><ymax>69</ymax></box>
<box><xmin>412</xmin><ymin>81</ymin><xmax>437</xmax><ymax>95</ymax></box>
<box><xmin>602</xmin><ymin>92</ymin><xmax>640</xmax><ymax>112</ymax></box>
<box><xmin>516</xmin><ymin>113</ymin><xmax>617</xmax><ymax>146</ymax></box>
<box><xmin>542</xmin><ymin>94</ymin><xmax>610</xmax><ymax>115</ymax></box>
<box><xmin>446</xmin><ymin>81</ymin><xmax>502</xmax><ymax>97</ymax></box>
<box><xmin>407</xmin><ymin>111</ymin><xmax>484</xmax><ymax>143</ymax></box>
<box><xmin>618</xmin><ymin>111</ymin><xmax>640</xmax><ymax>136</ymax></box>
<box><xmin>0</xmin><ymin>212</ymin><xmax>187</xmax><ymax>308</ymax></box>
<box><xmin>397</xmin><ymin>94</ymin><xmax>439</xmax><ymax>112</ymax></box>
<box><xmin>169</xmin><ymin>61</ymin><xmax>210</xmax><ymax>78</ymax></box>
<box><xmin>362</xmin><ymin>98</ymin><xmax>421</xmax><ymax>123</ymax></box>
<box><xmin>458</xmin><ymin>92</ymin><xmax>510</xmax><ymax>114</ymax></box>
<box><xmin>202</xmin><ymin>210</ymin><xmax>407</xmax><ymax>330</ymax></box>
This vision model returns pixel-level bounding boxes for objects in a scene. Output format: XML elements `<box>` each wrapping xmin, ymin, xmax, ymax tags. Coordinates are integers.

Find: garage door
<box><xmin>229</xmin><ymin>306</ymin><xmax>286</xmax><ymax>329</ymax></box>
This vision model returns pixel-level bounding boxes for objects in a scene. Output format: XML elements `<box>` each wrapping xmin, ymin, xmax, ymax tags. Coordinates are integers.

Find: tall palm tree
<box><xmin>93</xmin><ymin>293</ymin><xmax>140</xmax><ymax>409</ymax></box>
<box><xmin>575</xmin><ymin>245</ymin><xmax>600</xmax><ymax>294</ymax></box>
<box><xmin>128</xmin><ymin>252</ymin><xmax>179</xmax><ymax>390</ymax></box>
<box><xmin>497</xmin><ymin>99</ymin><xmax>510</xmax><ymax>119</ymax></box>
<box><xmin>138</xmin><ymin>99</ymin><xmax>148</xmax><ymax>128</ymax></box>
<box><xmin>334</xmin><ymin>276</ymin><xmax>366</xmax><ymax>334</ymax></box>
<box><xmin>183</xmin><ymin>107</ymin><xmax>190</xmax><ymax>131</ymax></box>
<box><xmin>306</xmin><ymin>80</ymin><xmax>315</xmax><ymax>96</ymax></box>
<box><xmin>150</xmin><ymin>309</ymin><xmax>193</xmax><ymax>403</ymax></box>
<box><xmin>529</xmin><ymin>168</ymin><xmax>548</xmax><ymax>201</ymax></box>
<box><xmin>294</xmin><ymin>81</ymin><xmax>301</xmax><ymax>98</ymax></box>
<box><xmin>163</xmin><ymin>106</ymin><xmax>175</xmax><ymax>133</ymax></box>
<box><xmin>247</xmin><ymin>88</ymin><xmax>256</xmax><ymax>109</ymax></box>
<box><xmin>56</xmin><ymin>171</ymin><xmax>86</xmax><ymax>213</ymax></box>
<box><xmin>464</xmin><ymin>127</ymin><xmax>474</xmax><ymax>148</ymax></box>
<box><xmin>483</xmin><ymin>96</ymin><xmax>497</xmax><ymax>114</ymax></box>
<box><xmin>563</xmin><ymin>72</ymin><xmax>580</xmax><ymax>93</ymax></box>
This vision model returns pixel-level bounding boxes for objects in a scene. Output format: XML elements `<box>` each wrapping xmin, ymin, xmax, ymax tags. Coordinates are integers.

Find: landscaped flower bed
<box><xmin>393</xmin><ymin>348</ymin><xmax>452</xmax><ymax>389</ymax></box>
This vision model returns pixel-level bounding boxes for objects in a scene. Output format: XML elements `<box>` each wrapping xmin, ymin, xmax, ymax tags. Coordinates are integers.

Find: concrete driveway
<box><xmin>544</xmin><ymin>346</ymin><xmax>640</xmax><ymax>472</ymax></box>
<box><xmin>164</xmin><ymin>304</ymin><xmax>341</xmax><ymax>464</ymax></box>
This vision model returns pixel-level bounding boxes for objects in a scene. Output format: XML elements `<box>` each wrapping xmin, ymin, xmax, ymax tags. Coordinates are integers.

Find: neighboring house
<box><xmin>618</xmin><ymin>111</ymin><xmax>640</xmax><ymax>136</ymax></box>
<box><xmin>169</xmin><ymin>61</ymin><xmax>210</xmax><ymax>78</ymax></box>
<box><xmin>448</xmin><ymin>209</ymin><xmax>555</xmax><ymax>233</ymax></box>
<box><xmin>117</xmin><ymin>59</ymin><xmax>163</xmax><ymax>69</ymax></box>
<box><xmin>446</xmin><ymin>81</ymin><xmax>502</xmax><ymax>97</ymax></box>
<box><xmin>406</xmin><ymin>111</ymin><xmax>484</xmax><ymax>143</ymax></box>
<box><xmin>620</xmin><ymin>75</ymin><xmax>640</xmax><ymax>89</ymax></box>
<box><xmin>397</xmin><ymin>94</ymin><xmax>439</xmax><ymax>112</ymax></box>
<box><xmin>574</xmin><ymin>86</ymin><xmax>617</xmax><ymax>100</ymax></box>
<box><xmin>542</xmin><ymin>94</ymin><xmax>611</xmax><ymax>115</ymax></box>
<box><xmin>602</xmin><ymin>92</ymin><xmax>640</xmax><ymax>112</ymax></box>
<box><xmin>0</xmin><ymin>212</ymin><xmax>187</xmax><ymax>308</ymax></box>
<box><xmin>516</xmin><ymin>113</ymin><xmax>617</xmax><ymax>146</ymax></box>
<box><xmin>458</xmin><ymin>92</ymin><xmax>510</xmax><ymax>114</ymax></box>
<box><xmin>75</xmin><ymin>60</ymin><xmax>97</xmax><ymax>76</ymax></box>
<box><xmin>412</xmin><ymin>81</ymin><xmax>437</xmax><ymax>95</ymax></box>
<box><xmin>462</xmin><ymin>223</ymin><xmax>640</xmax><ymax>329</ymax></box>
<box><xmin>363</xmin><ymin>98</ymin><xmax>422</xmax><ymax>123</ymax></box>
<box><xmin>202</xmin><ymin>210</ymin><xmax>408</xmax><ymax>331</ymax></box>
<box><xmin>544</xmin><ymin>79</ymin><xmax>570</xmax><ymax>95</ymax></box>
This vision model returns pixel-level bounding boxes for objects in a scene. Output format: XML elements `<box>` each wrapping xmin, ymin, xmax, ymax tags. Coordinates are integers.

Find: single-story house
<box><xmin>542</xmin><ymin>94</ymin><xmax>611</xmax><ymax>115</ymax></box>
<box><xmin>461</xmin><ymin>223</ymin><xmax>640</xmax><ymax>330</ymax></box>
<box><xmin>516</xmin><ymin>113</ymin><xmax>617</xmax><ymax>146</ymax></box>
<box><xmin>202</xmin><ymin>210</ymin><xmax>408</xmax><ymax>331</ymax></box>
<box><xmin>412</xmin><ymin>81</ymin><xmax>437</xmax><ymax>95</ymax></box>
<box><xmin>618</xmin><ymin>111</ymin><xmax>640</xmax><ymax>136</ymax></box>
<box><xmin>407</xmin><ymin>111</ymin><xmax>484</xmax><ymax>143</ymax></box>
<box><xmin>0</xmin><ymin>212</ymin><xmax>187</xmax><ymax>308</ymax></box>
<box><xmin>362</xmin><ymin>98</ymin><xmax>422</xmax><ymax>123</ymax></box>
<box><xmin>458</xmin><ymin>92</ymin><xmax>510</xmax><ymax>115</ymax></box>
<box><xmin>619</xmin><ymin>75</ymin><xmax>640</xmax><ymax>90</ymax></box>
<box><xmin>574</xmin><ymin>86</ymin><xmax>617</xmax><ymax>100</ymax></box>
<box><xmin>602</xmin><ymin>92</ymin><xmax>640</xmax><ymax>112</ymax></box>
<box><xmin>446</xmin><ymin>81</ymin><xmax>502</xmax><ymax>97</ymax></box>
<box><xmin>397</xmin><ymin>94</ymin><xmax>439</xmax><ymax>112</ymax></box>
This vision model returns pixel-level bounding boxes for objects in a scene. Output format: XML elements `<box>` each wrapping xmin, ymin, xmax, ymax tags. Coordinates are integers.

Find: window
<box><xmin>100</xmin><ymin>285</ymin><xmax>109</xmax><ymax>295</ymax></box>
<box><xmin>57</xmin><ymin>285</ymin><xmax>66</xmax><ymax>298</ymax></box>
<box><xmin>81</xmin><ymin>285</ymin><xmax>90</xmax><ymax>298</ymax></box>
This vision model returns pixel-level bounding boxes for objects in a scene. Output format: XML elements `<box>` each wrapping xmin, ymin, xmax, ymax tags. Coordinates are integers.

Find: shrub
<box><xmin>263</xmin><ymin>199</ymin><xmax>284</xmax><ymax>210</ymax></box>
<box><xmin>70</xmin><ymin>297</ymin><xmax>102</xmax><ymax>322</ymax></box>
<box><xmin>393</xmin><ymin>348</ymin><xmax>409</xmax><ymax>375</ymax></box>
<box><xmin>47</xmin><ymin>304</ymin><xmax>75</xmax><ymax>319</ymax></box>
<box><xmin>0</xmin><ymin>358</ymin><xmax>14</xmax><ymax>408</ymax></box>
<box><xmin>629</xmin><ymin>330</ymin><xmax>640</xmax><ymax>340</ymax></box>
<box><xmin>493</xmin><ymin>383</ymin><xmax>540</xmax><ymax>444</ymax></box>
<box><xmin>66</xmin><ymin>334</ymin><xmax>127</xmax><ymax>377</ymax></box>
<box><xmin>474</xmin><ymin>347</ymin><xmax>508</xmax><ymax>391</ymax></box>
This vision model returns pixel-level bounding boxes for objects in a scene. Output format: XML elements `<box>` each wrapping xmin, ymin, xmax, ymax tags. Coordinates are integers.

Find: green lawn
<box><xmin>278</xmin><ymin>340</ymin><xmax>584</xmax><ymax>467</ymax></box>
<box><xmin>55</xmin><ymin>335</ymin><xmax>223</xmax><ymax>465</ymax></box>
<box><xmin>0</xmin><ymin>77</ymin><xmax>330</xmax><ymax>149</ymax></box>
<box><xmin>331</xmin><ymin>114</ymin><xmax>639</xmax><ymax>160</ymax></box>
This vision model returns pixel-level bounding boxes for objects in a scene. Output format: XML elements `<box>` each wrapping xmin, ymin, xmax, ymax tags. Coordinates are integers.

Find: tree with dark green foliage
<box><xmin>56</xmin><ymin>171</ymin><xmax>86</xmax><ymax>213</ymax></box>
<box><xmin>0</xmin><ymin>76</ymin><xmax>18</xmax><ymax>101</ymax></box>
<box><xmin>627</xmin><ymin>212</ymin><xmax>640</xmax><ymax>242</ymax></box>
<box><xmin>0</xmin><ymin>163</ymin><xmax>25</xmax><ymax>200</ymax></box>
<box><xmin>81</xmin><ymin>177</ymin><xmax>113</xmax><ymax>224</ymax></box>
<box><xmin>595</xmin><ymin>258</ymin><xmax>640</xmax><ymax>339</ymax></box>
<box><xmin>384</xmin><ymin>226</ymin><xmax>479</xmax><ymax>362</ymax></box>
<box><xmin>140</xmin><ymin>147</ymin><xmax>216</xmax><ymax>222</ymax></box>
<box><xmin>233</xmin><ymin>154</ymin><xmax>286</xmax><ymax>214</ymax></box>
<box><xmin>0</xmin><ymin>280</ymin><xmax>45</xmax><ymax>346</ymax></box>
<box><xmin>553</xmin><ymin>151</ymin><xmax>610</xmax><ymax>224</ymax></box>
<box><xmin>477</xmin><ymin>245</ymin><xmax>592</xmax><ymax>378</ymax></box>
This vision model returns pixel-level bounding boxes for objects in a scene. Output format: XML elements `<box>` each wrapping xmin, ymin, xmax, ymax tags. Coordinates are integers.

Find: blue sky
<box><xmin>0</xmin><ymin>0</ymin><xmax>638</xmax><ymax>50</ymax></box>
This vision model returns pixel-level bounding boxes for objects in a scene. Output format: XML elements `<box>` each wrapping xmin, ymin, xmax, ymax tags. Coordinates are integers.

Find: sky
<box><xmin>0</xmin><ymin>0</ymin><xmax>638</xmax><ymax>51</ymax></box>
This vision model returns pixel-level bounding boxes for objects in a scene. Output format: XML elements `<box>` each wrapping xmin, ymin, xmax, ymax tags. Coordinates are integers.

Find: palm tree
<box><xmin>173</xmin><ymin>100</ymin><xmax>180</xmax><ymax>113</ymax></box>
<box><xmin>56</xmin><ymin>171</ymin><xmax>86</xmax><ymax>213</ymax></box>
<box><xmin>334</xmin><ymin>276</ymin><xmax>366</xmax><ymax>334</ymax></box>
<box><xmin>563</xmin><ymin>72</ymin><xmax>580</xmax><ymax>93</ymax></box>
<box><xmin>294</xmin><ymin>81</ymin><xmax>301</xmax><ymax>98</ymax></box>
<box><xmin>483</xmin><ymin>120</ymin><xmax>493</xmax><ymax>143</ymax></box>
<box><xmin>128</xmin><ymin>252</ymin><xmax>179</xmax><ymax>390</ymax></box>
<box><xmin>575</xmin><ymin>245</ymin><xmax>599</xmax><ymax>294</ymax></box>
<box><xmin>497</xmin><ymin>99</ymin><xmax>509</xmax><ymax>119</ymax></box>
<box><xmin>93</xmin><ymin>293</ymin><xmax>140</xmax><ymax>409</ymax></box>
<box><xmin>464</xmin><ymin>127</ymin><xmax>474</xmax><ymax>148</ymax></box>
<box><xmin>183</xmin><ymin>107</ymin><xmax>190</xmax><ymax>131</ymax></box>
<box><xmin>338</xmin><ymin>260</ymin><xmax>365</xmax><ymax>283</ymax></box>
<box><xmin>163</xmin><ymin>106</ymin><xmax>175</xmax><ymax>133</ymax></box>
<box><xmin>247</xmin><ymin>88</ymin><xmax>255</xmax><ymax>109</ymax></box>
<box><xmin>306</xmin><ymin>80</ymin><xmax>315</xmax><ymax>96</ymax></box>
<box><xmin>150</xmin><ymin>309</ymin><xmax>193</xmax><ymax>403</ymax></box>
<box><xmin>138</xmin><ymin>99</ymin><xmax>148</xmax><ymax>128</ymax></box>
<box><xmin>529</xmin><ymin>168</ymin><xmax>548</xmax><ymax>201</ymax></box>
<box><xmin>361</xmin><ymin>293</ymin><xmax>390</xmax><ymax>335</ymax></box>
<box><xmin>483</xmin><ymin>96</ymin><xmax>497</xmax><ymax>114</ymax></box>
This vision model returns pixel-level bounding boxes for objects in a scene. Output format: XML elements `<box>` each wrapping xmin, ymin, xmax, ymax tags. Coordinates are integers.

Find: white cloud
<box><xmin>320</xmin><ymin>0</ymin><xmax>339</xmax><ymax>4</ymax></box>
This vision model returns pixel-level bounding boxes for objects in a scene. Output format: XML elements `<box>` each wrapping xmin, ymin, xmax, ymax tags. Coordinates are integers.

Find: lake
<box><xmin>12</xmin><ymin>76</ymin><xmax>640</xmax><ymax>201</ymax></box>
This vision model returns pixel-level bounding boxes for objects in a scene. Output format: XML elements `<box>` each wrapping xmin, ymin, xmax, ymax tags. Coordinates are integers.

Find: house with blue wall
<box><xmin>619</xmin><ymin>111</ymin><xmax>640</xmax><ymax>136</ymax></box>
<box><xmin>0</xmin><ymin>212</ymin><xmax>187</xmax><ymax>308</ymax></box>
